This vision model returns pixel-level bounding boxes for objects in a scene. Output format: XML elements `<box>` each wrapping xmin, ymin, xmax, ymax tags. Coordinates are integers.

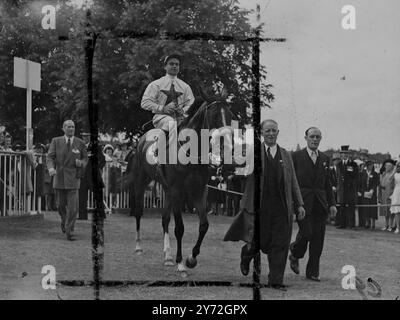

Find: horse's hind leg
<box><xmin>162</xmin><ymin>194</ymin><xmax>174</xmax><ymax>266</ymax></box>
<box><xmin>172</xmin><ymin>197</ymin><xmax>188</xmax><ymax>277</ymax></box>
<box><xmin>135</xmin><ymin>215</ymin><xmax>143</xmax><ymax>254</ymax></box>
<box><xmin>186</xmin><ymin>188</ymin><xmax>209</xmax><ymax>269</ymax></box>
<box><xmin>133</xmin><ymin>179</ymin><xmax>147</xmax><ymax>255</ymax></box>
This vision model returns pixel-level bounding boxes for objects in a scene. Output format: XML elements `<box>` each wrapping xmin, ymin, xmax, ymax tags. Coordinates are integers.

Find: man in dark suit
<box><xmin>336</xmin><ymin>146</ymin><xmax>359</xmax><ymax>229</ymax></box>
<box><xmin>289</xmin><ymin>127</ymin><xmax>336</xmax><ymax>282</ymax></box>
<box><xmin>78</xmin><ymin>132</ymin><xmax>106</xmax><ymax>220</ymax></box>
<box><xmin>47</xmin><ymin>120</ymin><xmax>88</xmax><ymax>240</ymax></box>
<box><xmin>224</xmin><ymin>119</ymin><xmax>305</xmax><ymax>291</ymax></box>
<box><xmin>330</xmin><ymin>153</ymin><xmax>341</xmax><ymax>225</ymax></box>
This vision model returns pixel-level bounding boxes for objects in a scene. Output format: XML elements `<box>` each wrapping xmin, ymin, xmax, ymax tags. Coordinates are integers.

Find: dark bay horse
<box><xmin>125</xmin><ymin>97</ymin><xmax>234</xmax><ymax>277</ymax></box>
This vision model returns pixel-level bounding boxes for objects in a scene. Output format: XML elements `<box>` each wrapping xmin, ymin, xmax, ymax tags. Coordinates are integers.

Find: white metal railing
<box><xmin>0</xmin><ymin>150</ymin><xmax>43</xmax><ymax>217</ymax></box>
<box><xmin>0</xmin><ymin>151</ymin><xmax>165</xmax><ymax>218</ymax></box>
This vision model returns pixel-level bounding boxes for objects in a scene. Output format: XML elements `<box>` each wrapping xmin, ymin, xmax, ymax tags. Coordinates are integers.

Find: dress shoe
<box><xmin>267</xmin><ymin>283</ymin><xmax>288</xmax><ymax>291</ymax></box>
<box><xmin>61</xmin><ymin>224</ymin><xmax>66</xmax><ymax>234</ymax></box>
<box><xmin>289</xmin><ymin>254</ymin><xmax>299</xmax><ymax>274</ymax></box>
<box><xmin>306</xmin><ymin>275</ymin><xmax>321</xmax><ymax>282</ymax></box>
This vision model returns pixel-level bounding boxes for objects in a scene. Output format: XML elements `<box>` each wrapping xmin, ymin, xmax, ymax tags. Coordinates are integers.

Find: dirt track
<box><xmin>0</xmin><ymin>211</ymin><xmax>399</xmax><ymax>300</ymax></box>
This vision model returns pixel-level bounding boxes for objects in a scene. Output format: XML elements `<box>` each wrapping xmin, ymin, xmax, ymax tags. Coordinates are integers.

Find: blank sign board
<box><xmin>13</xmin><ymin>57</ymin><xmax>41</xmax><ymax>92</ymax></box>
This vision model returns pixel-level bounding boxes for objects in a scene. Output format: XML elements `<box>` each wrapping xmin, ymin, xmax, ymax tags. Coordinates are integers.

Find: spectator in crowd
<box><xmin>33</xmin><ymin>144</ymin><xmax>46</xmax><ymax>209</ymax></box>
<box><xmin>113</xmin><ymin>140</ymin><xmax>130</xmax><ymax>163</ymax></box>
<box><xmin>330</xmin><ymin>153</ymin><xmax>341</xmax><ymax>225</ymax></box>
<box><xmin>0</xmin><ymin>126</ymin><xmax>5</xmax><ymax>150</ymax></box>
<box><xmin>103</xmin><ymin>144</ymin><xmax>115</xmax><ymax>162</ymax></box>
<box><xmin>79</xmin><ymin>132</ymin><xmax>106</xmax><ymax>220</ymax></box>
<box><xmin>389</xmin><ymin>161</ymin><xmax>400</xmax><ymax>234</ymax></box>
<box><xmin>378</xmin><ymin>159</ymin><xmax>396</xmax><ymax>231</ymax></box>
<box><xmin>43</xmin><ymin>143</ymin><xmax>57</xmax><ymax>211</ymax></box>
<box><xmin>12</xmin><ymin>142</ymin><xmax>37</xmax><ymax>196</ymax></box>
<box><xmin>207</xmin><ymin>167</ymin><xmax>225</xmax><ymax>215</ymax></box>
<box><xmin>226</xmin><ymin>172</ymin><xmax>243</xmax><ymax>217</ymax></box>
<box><xmin>336</xmin><ymin>145</ymin><xmax>359</xmax><ymax>229</ymax></box>
<box><xmin>358</xmin><ymin>160</ymin><xmax>379</xmax><ymax>229</ymax></box>
<box><xmin>0</xmin><ymin>126</ymin><xmax>6</xmax><ymax>214</ymax></box>
<box><xmin>3</xmin><ymin>133</ymin><xmax>13</xmax><ymax>151</ymax></box>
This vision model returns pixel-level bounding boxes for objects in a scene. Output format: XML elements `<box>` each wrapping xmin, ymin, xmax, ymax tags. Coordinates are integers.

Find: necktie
<box><xmin>67</xmin><ymin>138</ymin><xmax>71</xmax><ymax>151</ymax></box>
<box><xmin>267</xmin><ymin>147</ymin><xmax>273</xmax><ymax>159</ymax></box>
<box><xmin>311</xmin><ymin>151</ymin><xmax>317</xmax><ymax>164</ymax></box>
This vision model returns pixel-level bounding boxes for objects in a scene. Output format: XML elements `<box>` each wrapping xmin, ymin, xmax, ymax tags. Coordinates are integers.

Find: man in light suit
<box><xmin>289</xmin><ymin>127</ymin><xmax>336</xmax><ymax>282</ymax></box>
<box><xmin>47</xmin><ymin>120</ymin><xmax>88</xmax><ymax>241</ymax></box>
<box><xmin>224</xmin><ymin>119</ymin><xmax>305</xmax><ymax>290</ymax></box>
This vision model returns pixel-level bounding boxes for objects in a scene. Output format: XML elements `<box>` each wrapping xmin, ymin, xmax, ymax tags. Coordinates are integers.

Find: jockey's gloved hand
<box><xmin>163</xmin><ymin>102</ymin><xmax>179</xmax><ymax>116</ymax></box>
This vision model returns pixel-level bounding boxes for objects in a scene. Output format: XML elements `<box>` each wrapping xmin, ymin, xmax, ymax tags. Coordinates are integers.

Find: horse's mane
<box><xmin>178</xmin><ymin>97</ymin><xmax>209</xmax><ymax>130</ymax></box>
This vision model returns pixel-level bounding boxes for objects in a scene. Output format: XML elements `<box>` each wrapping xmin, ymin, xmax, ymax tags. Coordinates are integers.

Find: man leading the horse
<box><xmin>141</xmin><ymin>53</ymin><xmax>194</xmax><ymax>164</ymax></box>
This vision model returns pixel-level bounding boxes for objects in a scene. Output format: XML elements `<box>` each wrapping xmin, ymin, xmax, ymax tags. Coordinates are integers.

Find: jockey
<box><xmin>141</xmin><ymin>53</ymin><xmax>194</xmax><ymax>163</ymax></box>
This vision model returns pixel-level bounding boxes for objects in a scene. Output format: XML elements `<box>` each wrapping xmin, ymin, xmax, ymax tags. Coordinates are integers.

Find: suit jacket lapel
<box><xmin>261</xmin><ymin>143</ymin><xmax>265</xmax><ymax>193</ymax></box>
<box><xmin>64</xmin><ymin>138</ymin><xmax>75</xmax><ymax>165</ymax></box>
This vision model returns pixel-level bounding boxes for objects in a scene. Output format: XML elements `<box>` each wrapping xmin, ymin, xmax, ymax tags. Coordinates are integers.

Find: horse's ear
<box><xmin>220</xmin><ymin>85</ymin><xmax>228</xmax><ymax>99</ymax></box>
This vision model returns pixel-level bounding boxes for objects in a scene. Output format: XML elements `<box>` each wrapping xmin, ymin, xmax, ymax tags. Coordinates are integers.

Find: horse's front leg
<box><xmin>186</xmin><ymin>188</ymin><xmax>209</xmax><ymax>269</ymax></box>
<box><xmin>162</xmin><ymin>196</ymin><xmax>174</xmax><ymax>265</ymax></box>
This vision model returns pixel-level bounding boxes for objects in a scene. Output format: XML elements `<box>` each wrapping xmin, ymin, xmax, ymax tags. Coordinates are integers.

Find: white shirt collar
<box><xmin>306</xmin><ymin>147</ymin><xmax>318</xmax><ymax>158</ymax></box>
<box><xmin>264</xmin><ymin>143</ymin><xmax>277</xmax><ymax>158</ymax></box>
<box><xmin>64</xmin><ymin>135</ymin><xmax>74</xmax><ymax>144</ymax></box>
<box><xmin>165</xmin><ymin>74</ymin><xmax>177</xmax><ymax>81</ymax></box>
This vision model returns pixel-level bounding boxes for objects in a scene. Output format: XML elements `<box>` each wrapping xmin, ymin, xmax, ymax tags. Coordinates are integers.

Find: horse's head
<box><xmin>180</xmin><ymin>95</ymin><xmax>237</xmax><ymax>167</ymax></box>
<box><xmin>184</xmin><ymin>99</ymin><xmax>233</xmax><ymax>131</ymax></box>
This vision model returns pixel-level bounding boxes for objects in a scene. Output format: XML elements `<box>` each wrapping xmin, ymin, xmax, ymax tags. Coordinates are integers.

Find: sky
<box><xmin>239</xmin><ymin>0</ymin><xmax>400</xmax><ymax>157</ymax></box>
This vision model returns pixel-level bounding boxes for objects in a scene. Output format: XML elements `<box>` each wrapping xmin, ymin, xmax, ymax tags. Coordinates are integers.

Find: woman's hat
<box><xmin>382</xmin><ymin>159</ymin><xmax>396</xmax><ymax>167</ymax></box>
<box><xmin>103</xmin><ymin>144</ymin><xmax>114</xmax><ymax>153</ymax></box>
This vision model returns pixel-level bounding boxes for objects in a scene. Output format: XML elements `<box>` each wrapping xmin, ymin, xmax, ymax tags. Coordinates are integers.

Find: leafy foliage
<box><xmin>0</xmin><ymin>0</ymin><xmax>274</xmax><ymax>143</ymax></box>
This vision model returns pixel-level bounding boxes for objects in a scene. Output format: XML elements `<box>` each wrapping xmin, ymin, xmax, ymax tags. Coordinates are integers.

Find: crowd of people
<box><xmin>330</xmin><ymin>148</ymin><xmax>400</xmax><ymax>234</ymax></box>
<box><xmin>0</xmin><ymin>125</ymin><xmax>137</xmax><ymax>218</ymax></box>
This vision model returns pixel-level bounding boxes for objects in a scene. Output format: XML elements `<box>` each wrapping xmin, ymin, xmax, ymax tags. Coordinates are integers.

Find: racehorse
<box><xmin>124</xmin><ymin>95</ymin><xmax>234</xmax><ymax>277</ymax></box>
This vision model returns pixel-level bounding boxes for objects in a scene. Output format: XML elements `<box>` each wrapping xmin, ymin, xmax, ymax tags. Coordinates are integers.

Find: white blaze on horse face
<box><xmin>178</xmin><ymin>128</ymin><xmax>198</xmax><ymax>165</ymax></box>
<box><xmin>233</xmin><ymin>128</ymin><xmax>254</xmax><ymax>175</ymax></box>
<box><xmin>209</xmin><ymin>126</ymin><xmax>234</xmax><ymax>165</ymax></box>
<box><xmin>200</xmin><ymin>129</ymin><xmax>216</xmax><ymax>164</ymax></box>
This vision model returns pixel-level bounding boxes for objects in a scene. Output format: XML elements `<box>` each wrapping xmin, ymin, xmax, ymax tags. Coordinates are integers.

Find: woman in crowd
<box><xmin>378</xmin><ymin>159</ymin><xmax>396</xmax><ymax>231</ymax></box>
<box><xmin>358</xmin><ymin>160</ymin><xmax>379</xmax><ymax>229</ymax></box>
<box><xmin>389</xmin><ymin>161</ymin><xmax>400</xmax><ymax>234</ymax></box>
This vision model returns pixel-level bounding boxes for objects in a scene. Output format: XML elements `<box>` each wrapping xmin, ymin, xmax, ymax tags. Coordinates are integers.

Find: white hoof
<box><xmin>135</xmin><ymin>246</ymin><xmax>144</xmax><ymax>255</ymax></box>
<box><xmin>176</xmin><ymin>263</ymin><xmax>188</xmax><ymax>278</ymax></box>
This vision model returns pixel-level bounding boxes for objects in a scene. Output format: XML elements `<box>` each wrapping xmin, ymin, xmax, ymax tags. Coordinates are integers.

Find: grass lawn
<box><xmin>0</xmin><ymin>210</ymin><xmax>399</xmax><ymax>300</ymax></box>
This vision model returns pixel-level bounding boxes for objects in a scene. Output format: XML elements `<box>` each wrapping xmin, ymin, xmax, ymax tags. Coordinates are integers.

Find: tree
<box><xmin>0</xmin><ymin>0</ymin><xmax>274</xmax><ymax>143</ymax></box>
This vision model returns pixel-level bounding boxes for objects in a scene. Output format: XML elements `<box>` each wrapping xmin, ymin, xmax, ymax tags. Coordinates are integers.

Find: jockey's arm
<box><xmin>141</xmin><ymin>82</ymin><xmax>165</xmax><ymax>114</ymax></box>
